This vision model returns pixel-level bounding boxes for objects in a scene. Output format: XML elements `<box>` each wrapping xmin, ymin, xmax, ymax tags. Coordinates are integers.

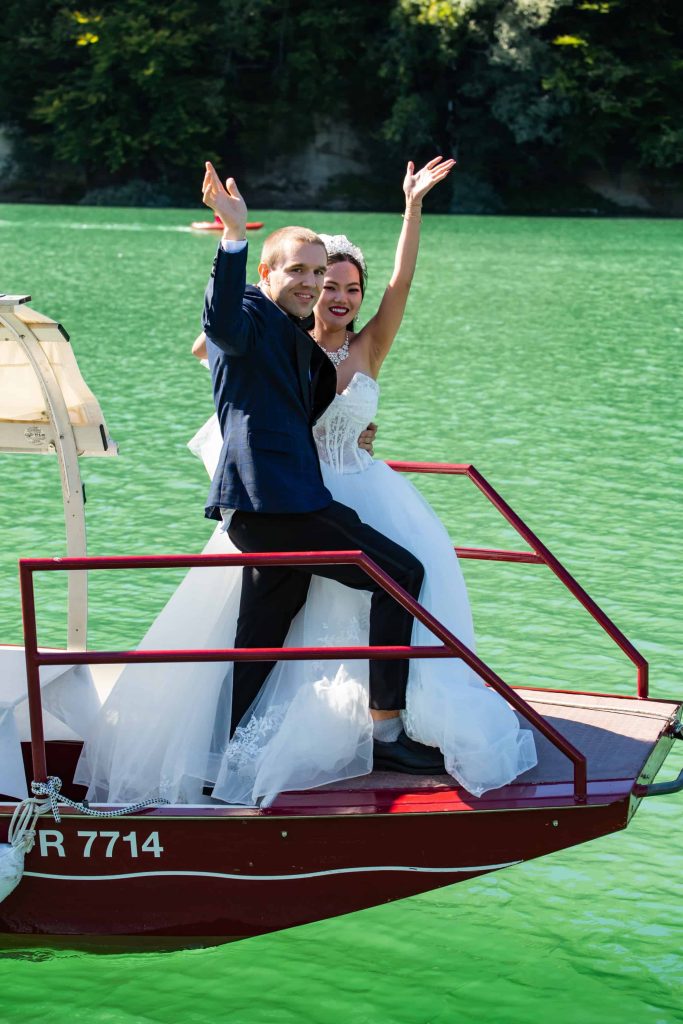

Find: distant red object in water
<box><xmin>190</xmin><ymin>216</ymin><xmax>264</xmax><ymax>232</ymax></box>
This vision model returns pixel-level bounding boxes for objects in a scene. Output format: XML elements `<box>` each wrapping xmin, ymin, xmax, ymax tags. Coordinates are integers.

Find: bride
<box><xmin>76</xmin><ymin>158</ymin><xmax>536</xmax><ymax>807</ymax></box>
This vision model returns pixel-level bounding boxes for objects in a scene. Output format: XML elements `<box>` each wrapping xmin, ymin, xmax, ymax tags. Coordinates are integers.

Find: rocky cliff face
<box><xmin>0</xmin><ymin>128</ymin><xmax>13</xmax><ymax>174</ymax></box>
<box><xmin>245</xmin><ymin>123</ymin><xmax>371</xmax><ymax>210</ymax></box>
<box><xmin>583</xmin><ymin>169</ymin><xmax>683</xmax><ymax>217</ymax></box>
<box><xmin>1</xmin><ymin>120</ymin><xmax>681</xmax><ymax>214</ymax></box>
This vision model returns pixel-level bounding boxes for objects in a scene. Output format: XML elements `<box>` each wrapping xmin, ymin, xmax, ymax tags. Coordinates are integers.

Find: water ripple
<box><xmin>0</xmin><ymin>205</ymin><xmax>681</xmax><ymax>1023</ymax></box>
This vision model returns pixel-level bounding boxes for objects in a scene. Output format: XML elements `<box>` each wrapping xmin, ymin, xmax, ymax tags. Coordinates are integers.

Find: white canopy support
<box><xmin>0</xmin><ymin>294</ymin><xmax>118</xmax><ymax>649</ymax></box>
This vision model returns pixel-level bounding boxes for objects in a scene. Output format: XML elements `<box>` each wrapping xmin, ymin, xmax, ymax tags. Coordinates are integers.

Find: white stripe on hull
<box><xmin>24</xmin><ymin>861</ymin><xmax>521</xmax><ymax>883</ymax></box>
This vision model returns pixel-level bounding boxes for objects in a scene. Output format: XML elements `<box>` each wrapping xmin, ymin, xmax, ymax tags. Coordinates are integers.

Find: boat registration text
<box><xmin>35</xmin><ymin>829</ymin><xmax>164</xmax><ymax>859</ymax></box>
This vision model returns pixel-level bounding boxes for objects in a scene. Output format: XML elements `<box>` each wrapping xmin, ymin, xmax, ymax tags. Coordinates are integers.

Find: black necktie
<box><xmin>287</xmin><ymin>311</ymin><xmax>315</xmax><ymax>332</ymax></box>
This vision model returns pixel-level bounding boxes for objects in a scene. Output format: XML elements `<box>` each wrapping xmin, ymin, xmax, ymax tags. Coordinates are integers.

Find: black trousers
<box><xmin>227</xmin><ymin>501</ymin><xmax>425</xmax><ymax>733</ymax></box>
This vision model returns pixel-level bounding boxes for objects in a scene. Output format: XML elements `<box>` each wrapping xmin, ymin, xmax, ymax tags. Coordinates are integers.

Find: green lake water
<box><xmin>0</xmin><ymin>205</ymin><xmax>681</xmax><ymax>1022</ymax></box>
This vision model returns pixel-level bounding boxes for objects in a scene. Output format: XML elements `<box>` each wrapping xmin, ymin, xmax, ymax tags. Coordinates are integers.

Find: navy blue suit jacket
<box><xmin>201</xmin><ymin>244</ymin><xmax>337</xmax><ymax>519</ymax></box>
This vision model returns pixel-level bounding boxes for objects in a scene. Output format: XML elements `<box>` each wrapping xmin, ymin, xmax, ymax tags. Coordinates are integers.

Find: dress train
<box><xmin>77</xmin><ymin>373</ymin><xmax>537</xmax><ymax>806</ymax></box>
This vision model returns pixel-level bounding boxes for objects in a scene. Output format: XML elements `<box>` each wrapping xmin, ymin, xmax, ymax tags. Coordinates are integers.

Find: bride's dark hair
<box><xmin>326</xmin><ymin>252</ymin><xmax>367</xmax><ymax>331</ymax></box>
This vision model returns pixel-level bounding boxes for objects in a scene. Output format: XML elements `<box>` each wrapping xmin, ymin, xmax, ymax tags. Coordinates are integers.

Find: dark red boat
<box><xmin>0</xmin><ymin>686</ymin><xmax>680</xmax><ymax>943</ymax></box>
<box><xmin>0</xmin><ymin>295</ymin><xmax>681</xmax><ymax>945</ymax></box>
<box><xmin>2</xmin><ymin>484</ymin><xmax>681</xmax><ymax>944</ymax></box>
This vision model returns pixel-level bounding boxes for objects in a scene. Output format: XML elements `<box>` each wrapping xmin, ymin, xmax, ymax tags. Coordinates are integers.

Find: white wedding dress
<box><xmin>76</xmin><ymin>372</ymin><xmax>536</xmax><ymax>806</ymax></box>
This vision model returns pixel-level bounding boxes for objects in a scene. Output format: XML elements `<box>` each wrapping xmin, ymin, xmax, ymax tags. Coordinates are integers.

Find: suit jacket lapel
<box><xmin>293</xmin><ymin>325</ymin><xmax>313</xmax><ymax>412</ymax></box>
<box><xmin>288</xmin><ymin>311</ymin><xmax>336</xmax><ymax>422</ymax></box>
<box><xmin>310</xmin><ymin>344</ymin><xmax>337</xmax><ymax>423</ymax></box>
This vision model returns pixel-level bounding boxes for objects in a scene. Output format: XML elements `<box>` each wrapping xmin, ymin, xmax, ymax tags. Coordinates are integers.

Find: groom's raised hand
<box><xmin>202</xmin><ymin>162</ymin><xmax>248</xmax><ymax>241</ymax></box>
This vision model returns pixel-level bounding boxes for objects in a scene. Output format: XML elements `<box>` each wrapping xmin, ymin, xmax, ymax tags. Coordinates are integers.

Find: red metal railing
<box><xmin>388</xmin><ymin>462</ymin><xmax>649</xmax><ymax>698</ymax></box>
<box><xmin>19</xmin><ymin>549</ymin><xmax>589</xmax><ymax>802</ymax></box>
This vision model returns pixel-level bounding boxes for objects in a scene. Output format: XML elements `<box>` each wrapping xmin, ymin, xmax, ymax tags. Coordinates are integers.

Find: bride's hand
<box><xmin>403</xmin><ymin>156</ymin><xmax>456</xmax><ymax>207</ymax></box>
<box><xmin>358</xmin><ymin>422</ymin><xmax>377</xmax><ymax>455</ymax></box>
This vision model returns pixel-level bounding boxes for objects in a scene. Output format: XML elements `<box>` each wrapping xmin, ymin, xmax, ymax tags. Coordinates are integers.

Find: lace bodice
<box><xmin>313</xmin><ymin>372</ymin><xmax>379</xmax><ymax>474</ymax></box>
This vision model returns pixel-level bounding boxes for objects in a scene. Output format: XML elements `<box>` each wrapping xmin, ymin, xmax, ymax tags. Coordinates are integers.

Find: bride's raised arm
<box><xmin>363</xmin><ymin>156</ymin><xmax>454</xmax><ymax>375</ymax></box>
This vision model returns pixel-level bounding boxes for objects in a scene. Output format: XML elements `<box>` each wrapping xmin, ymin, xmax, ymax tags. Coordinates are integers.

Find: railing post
<box><xmin>637</xmin><ymin>663</ymin><xmax>649</xmax><ymax>699</ymax></box>
<box><xmin>19</xmin><ymin>562</ymin><xmax>48</xmax><ymax>783</ymax></box>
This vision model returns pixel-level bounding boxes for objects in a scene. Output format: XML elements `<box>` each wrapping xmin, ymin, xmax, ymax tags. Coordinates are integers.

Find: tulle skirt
<box><xmin>74</xmin><ymin>525</ymin><xmax>239</xmax><ymax>804</ymax></box>
<box><xmin>76</xmin><ymin>456</ymin><xmax>537</xmax><ymax>806</ymax></box>
<box><xmin>217</xmin><ymin>461</ymin><xmax>537</xmax><ymax>806</ymax></box>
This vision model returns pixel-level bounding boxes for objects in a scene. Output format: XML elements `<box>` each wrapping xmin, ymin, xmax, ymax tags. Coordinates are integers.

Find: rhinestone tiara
<box><xmin>318</xmin><ymin>233</ymin><xmax>367</xmax><ymax>277</ymax></box>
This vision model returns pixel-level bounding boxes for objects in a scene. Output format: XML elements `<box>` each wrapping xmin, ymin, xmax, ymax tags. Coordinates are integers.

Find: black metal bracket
<box><xmin>641</xmin><ymin>721</ymin><xmax>683</xmax><ymax>797</ymax></box>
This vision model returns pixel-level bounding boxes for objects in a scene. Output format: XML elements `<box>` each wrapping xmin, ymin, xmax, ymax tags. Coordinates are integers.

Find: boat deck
<box><xmin>4</xmin><ymin>689</ymin><xmax>680</xmax><ymax>817</ymax></box>
<box><xmin>335</xmin><ymin>690</ymin><xmax>678</xmax><ymax>789</ymax></box>
<box><xmin>509</xmin><ymin>690</ymin><xmax>677</xmax><ymax>784</ymax></box>
<box><xmin>267</xmin><ymin>690</ymin><xmax>680</xmax><ymax>815</ymax></box>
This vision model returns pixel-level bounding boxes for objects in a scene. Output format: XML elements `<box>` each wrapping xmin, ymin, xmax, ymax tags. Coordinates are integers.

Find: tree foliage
<box><xmin>542</xmin><ymin>0</ymin><xmax>683</xmax><ymax>171</ymax></box>
<box><xmin>0</xmin><ymin>0</ymin><xmax>680</xmax><ymax>207</ymax></box>
<box><xmin>0</xmin><ymin>0</ymin><xmax>225</xmax><ymax>192</ymax></box>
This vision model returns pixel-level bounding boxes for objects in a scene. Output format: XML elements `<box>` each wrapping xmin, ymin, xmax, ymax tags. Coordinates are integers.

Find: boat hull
<box><xmin>2</xmin><ymin>691</ymin><xmax>678</xmax><ymax>942</ymax></box>
<box><xmin>0</xmin><ymin>794</ymin><xmax>631</xmax><ymax>941</ymax></box>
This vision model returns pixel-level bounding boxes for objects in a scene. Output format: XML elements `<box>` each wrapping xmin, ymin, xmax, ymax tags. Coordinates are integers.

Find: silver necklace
<box><xmin>312</xmin><ymin>331</ymin><xmax>350</xmax><ymax>367</ymax></box>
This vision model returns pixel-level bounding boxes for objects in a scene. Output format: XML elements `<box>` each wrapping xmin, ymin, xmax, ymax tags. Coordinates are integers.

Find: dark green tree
<box><xmin>376</xmin><ymin>0</ymin><xmax>683</xmax><ymax>207</ymax></box>
<box><xmin>0</xmin><ymin>0</ymin><xmax>680</xmax><ymax>208</ymax></box>
<box><xmin>1</xmin><ymin>0</ymin><xmax>226</xmax><ymax>196</ymax></box>
<box><xmin>212</xmin><ymin>1</ymin><xmax>394</xmax><ymax>173</ymax></box>
<box><xmin>542</xmin><ymin>0</ymin><xmax>683</xmax><ymax>172</ymax></box>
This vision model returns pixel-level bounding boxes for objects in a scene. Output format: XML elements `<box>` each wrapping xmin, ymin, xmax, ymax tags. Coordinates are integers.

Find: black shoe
<box><xmin>373</xmin><ymin>730</ymin><xmax>445</xmax><ymax>775</ymax></box>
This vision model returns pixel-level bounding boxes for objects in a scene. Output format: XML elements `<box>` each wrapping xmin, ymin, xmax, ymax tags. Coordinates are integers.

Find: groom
<box><xmin>201</xmin><ymin>162</ymin><xmax>443</xmax><ymax>774</ymax></box>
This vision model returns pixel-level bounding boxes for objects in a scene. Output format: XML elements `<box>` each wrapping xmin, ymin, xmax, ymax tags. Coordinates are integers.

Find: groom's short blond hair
<box><xmin>260</xmin><ymin>226</ymin><xmax>326</xmax><ymax>269</ymax></box>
